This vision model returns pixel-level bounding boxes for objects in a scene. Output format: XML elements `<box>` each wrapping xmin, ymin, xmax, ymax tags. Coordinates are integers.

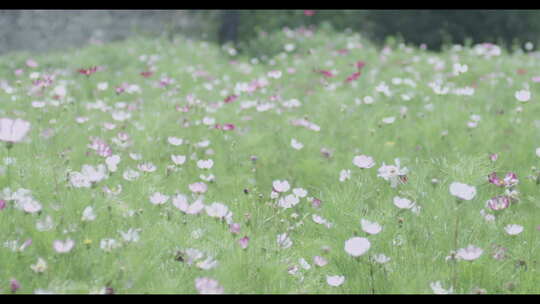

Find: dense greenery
<box><xmin>192</xmin><ymin>10</ymin><xmax>540</xmax><ymax>53</ymax></box>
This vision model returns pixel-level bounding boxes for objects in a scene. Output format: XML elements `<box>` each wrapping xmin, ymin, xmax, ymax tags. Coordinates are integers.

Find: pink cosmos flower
<box><xmin>326</xmin><ymin>275</ymin><xmax>345</xmax><ymax>287</ymax></box>
<box><xmin>488</xmin><ymin>172</ymin><xmax>505</xmax><ymax>187</ymax></box>
<box><xmin>149</xmin><ymin>192</ymin><xmax>169</xmax><ymax>205</ymax></box>
<box><xmin>53</xmin><ymin>239</ymin><xmax>75</xmax><ymax>253</ymax></box>
<box><xmin>489</xmin><ymin>153</ymin><xmax>498</xmax><ymax>162</ymax></box>
<box><xmin>229</xmin><ymin>223</ymin><xmax>241</xmax><ymax>234</ymax></box>
<box><xmin>503</xmin><ymin>172</ymin><xmax>518</xmax><ymax>187</ymax></box>
<box><xmin>195</xmin><ymin>277</ymin><xmax>224</xmax><ymax>294</ymax></box>
<box><xmin>189</xmin><ymin>182</ymin><xmax>208</xmax><ymax>194</ymax></box>
<box><xmin>0</xmin><ymin>199</ymin><xmax>6</xmax><ymax>210</ymax></box>
<box><xmin>238</xmin><ymin>236</ymin><xmax>249</xmax><ymax>249</ymax></box>
<box><xmin>353</xmin><ymin>155</ymin><xmax>375</xmax><ymax>168</ymax></box>
<box><xmin>304</xmin><ymin>10</ymin><xmax>315</xmax><ymax>16</ymax></box>
<box><xmin>172</xmin><ymin>194</ymin><xmax>204</xmax><ymax>214</ymax></box>
<box><xmin>0</xmin><ymin>118</ymin><xmax>31</xmax><ymax>143</ymax></box>
<box><xmin>344</xmin><ymin>237</ymin><xmax>370</xmax><ymax>257</ymax></box>
<box><xmin>313</xmin><ymin>255</ymin><xmax>328</xmax><ymax>267</ymax></box>
<box><xmin>361</xmin><ymin>219</ymin><xmax>382</xmax><ymax>235</ymax></box>
<box><xmin>456</xmin><ymin>245</ymin><xmax>483</xmax><ymax>261</ymax></box>
<box><xmin>272</xmin><ymin>180</ymin><xmax>290</xmax><ymax>193</ymax></box>
<box><xmin>88</xmin><ymin>137</ymin><xmax>112</xmax><ymax>157</ymax></box>
<box><xmin>26</xmin><ymin>59</ymin><xmax>38</xmax><ymax>68</ymax></box>
<box><xmin>486</xmin><ymin>196</ymin><xmax>510</xmax><ymax>211</ymax></box>
<box><xmin>345</xmin><ymin>71</ymin><xmax>361</xmax><ymax>83</ymax></box>
<box><xmin>10</xmin><ymin>279</ymin><xmax>20</xmax><ymax>293</ymax></box>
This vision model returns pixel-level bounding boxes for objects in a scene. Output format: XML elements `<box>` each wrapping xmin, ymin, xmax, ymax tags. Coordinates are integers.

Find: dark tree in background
<box><xmin>219</xmin><ymin>10</ymin><xmax>240</xmax><ymax>45</ymax></box>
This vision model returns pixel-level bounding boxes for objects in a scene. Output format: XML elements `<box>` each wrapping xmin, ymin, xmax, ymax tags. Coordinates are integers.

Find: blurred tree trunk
<box><xmin>219</xmin><ymin>10</ymin><xmax>240</xmax><ymax>45</ymax></box>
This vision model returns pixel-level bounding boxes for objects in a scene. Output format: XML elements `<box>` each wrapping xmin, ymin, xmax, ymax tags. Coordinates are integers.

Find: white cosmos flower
<box><xmin>449</xmin><ymin>182</ymin><xmax>476</xmax><ymax>200</ymax></box>
<box><xmin>81</xmin><ymin>206</ymin><xmax>96</xmax><ymax>221</ymax></box>
<box><xmin>291</xmin><ymin>138</ymin><xmax>304</xmax><ymax>150</ymax></box>
<box><xmin>277</xmin><ymin>233</ymin><xmax>293</xmax><ymax>249</ymax></box>
<box><xmin>515</xmin><ymin>90</ymin><xmax>531</xmax><ymax>102</ymax></box>
<box><xmin>167</xmin><ymin>136</ymin><xmax>184</xmax><ymax>146</ymax></box>
<box><xmin>100</xmin><ymin>238</ymin><xmax>120</xmax><ymax>252</ymax></box>
<box><xmin>373</xmin><ymin>253</ymin><xmax>391</xmax><ymax>264</ymax></box>
<box><xmin>339</xmin><ymin>169</ymin><xmax>351</xmax><ymax>182</ymax></box>
<box><xmin>205</xmin><ymin>202</ymin><xmax>230</xmax><ymax>218</ymax></box>
<box><xmin>504</xmin><ymin>224</ymin><xmax>524</xmax><ymax>235</ymax></box>
<box><xmin>119</xmin><ymin>228</ymin><xmax>141</xmax><ymax>243</ymax></box>
<box><xmin>171</xmin><ymin>154</ymin><xmax>187</xmax><ymax>165</ymax></box>
<box><xmin>197</xmin><ymin>159</ymin><xmax>214</xmax><ymax>169</ymax></box>
<box><xmin>30</xmin><ymin>257</ymin><xmax>48</xmax><ymax>273</ymax></box>
<box><xmin>430</xmin><ymin>281</ymin><xmax>454</xmax><ymax>294</ymax></box>
<box><xmin>105</xmin><ymin>155</ymin><xmax>121</xmax><ymax>172</ymax></box>
<box><xmin>292</xmin><ymin>188</ymin><xmax>307</xmax><ymax>198</ymax></box>
<box><xmin>382</xmin><ymin>116</ymin><xmax>396</xmax><ymax>124</ymax></box>
<box><xmin>393</xmin><ymin>196</ymin><xmax>415</xmax><ymax>209</ymax></box>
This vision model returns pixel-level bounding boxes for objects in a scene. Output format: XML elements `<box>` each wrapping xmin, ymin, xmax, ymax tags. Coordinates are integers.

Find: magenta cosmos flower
<box><xmin>0</xmin><ymin>118</ymin><xmax>31</xmax><ymax>143</ymax></box>
<box><xmin>344</xmin><ymin>237</ymin><xmax>370</xmax><ymax>257</ymax></box>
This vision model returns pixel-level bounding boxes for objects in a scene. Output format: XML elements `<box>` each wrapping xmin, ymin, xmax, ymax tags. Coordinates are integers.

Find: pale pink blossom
<box><xmin>344</xmin><ymin>237</ymin><xmax>370</xmax><ymax>257</ymax></box>
<box><xmin>326</xmin><ymin>275</ymin><xmax>345</xmax><ymax>287</ymax></box>
<box><xmin>53</xmin><ymin>239</ymin><xmax>74</xmax><ymax>253</ymax></box>
<box><xmin>361</xmin><ymin>219</ymin><xmax>382</xmax><ymax>235</ymax></box>
<box><xmin>449</xmin><ymin>182</ymin><xmax>477</xmax><ymax>200</ymax></box>
<box><xmin>238</xmin><ymin>236</ymin><xmax>249</xmax><ymax>249</ymax></box>
<box><xmin>171</xmin><ymin>155</ymin><xmax>187</xmax><ymax>165</ymax></box>
<box><xmin>195</xmin><ymin>277</ymin><xmax>224</xmax><ymax>294</ymax></box>
<box><xmin>149</xmin><ymin>192</ymin><xmax>169</xmax><ymax>205</ymax></box>
<box><xmin>0</xmin><ymin>118</ymin><xmax>31</xmax><ymax>143</ymax></box>
<box><xmin>189</xmin><ymin>182</ymin><xmax>208</xmax><ymax>194</ymax></box>
<box><xmin>456</xmin><ymin>245</ymin><xmax>483</xmax><ymax>261</ymax></box>
<box><xmin>504</xmin><ymin>224</ymin><xmax>524</xmax><ymax>235</ymax></box>
<box><xmin>353</xmin><ymin>155</ymin><xmax>375</xmax><ymax>168</ymax></box>
<box><xmin>272</xmin><ymin>180</ymin><xmax>290</xmax><ymax>193</ymax></box>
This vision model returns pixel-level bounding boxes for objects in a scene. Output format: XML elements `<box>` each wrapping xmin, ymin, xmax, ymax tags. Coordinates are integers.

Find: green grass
<box><xmin>0</xmin><ymin>29</ymin><xmax>540</xmax><ymax>294</ymax></box>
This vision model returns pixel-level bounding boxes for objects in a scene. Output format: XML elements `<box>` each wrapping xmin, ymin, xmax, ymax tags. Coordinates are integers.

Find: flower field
<box><xmin>1</xmin><ymin>27</ymin><xmax>540</xmax><ymax>294</ymax></box>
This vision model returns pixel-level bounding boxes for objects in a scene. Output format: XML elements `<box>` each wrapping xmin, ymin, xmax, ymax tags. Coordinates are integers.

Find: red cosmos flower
<box><xmin>317</xmin><ymin>70</ymin><xmax>334</xmax><ymax>78</ymax></box>
<box><xmin>355</xmin><ymin>61</ymin><xmax>366</xmax><ymax>70</ymax></box>
<box><xmin>345</xmin><ymin>71</ymin><xmax>361</xmax><ymax>83</ymax></box>
<box><xmin>78</xmin><ymin>66</ymin><xmax>98</xmax><ymax>76</ymax></box>
<box><xmin>215</xmin><ymin>123</ymin><xmax>235</xmax><ymax>131</ymax></box>
<box><xmin>224</xmin><ymin>94</ymin><xmax>238</xmax><ymax>103</ymax></box>
<box><xmin>337</xmin><ymin>49</ymin><xmax>349</xmax><ymax>55</ymax></box>
<box><xmin>304</xmin><ymin>10</ymin><xmax>315</xmax><ymax>16</ymax></box>
<box><xmin>517</xmin><ymin>69</ymin><xmax>527</xmax><ymax>75</ymax></box>
<box><xmin>140</xmin><ymin>71</ymin><xmax>154</xmax><ymax>78</ymax></box>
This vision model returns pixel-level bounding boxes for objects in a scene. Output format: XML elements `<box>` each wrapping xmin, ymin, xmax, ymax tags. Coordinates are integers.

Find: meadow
<box><xmin>1</xmin><ymin>27</ymin><xmax>540</xmax><ymax>294</ymax></box>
